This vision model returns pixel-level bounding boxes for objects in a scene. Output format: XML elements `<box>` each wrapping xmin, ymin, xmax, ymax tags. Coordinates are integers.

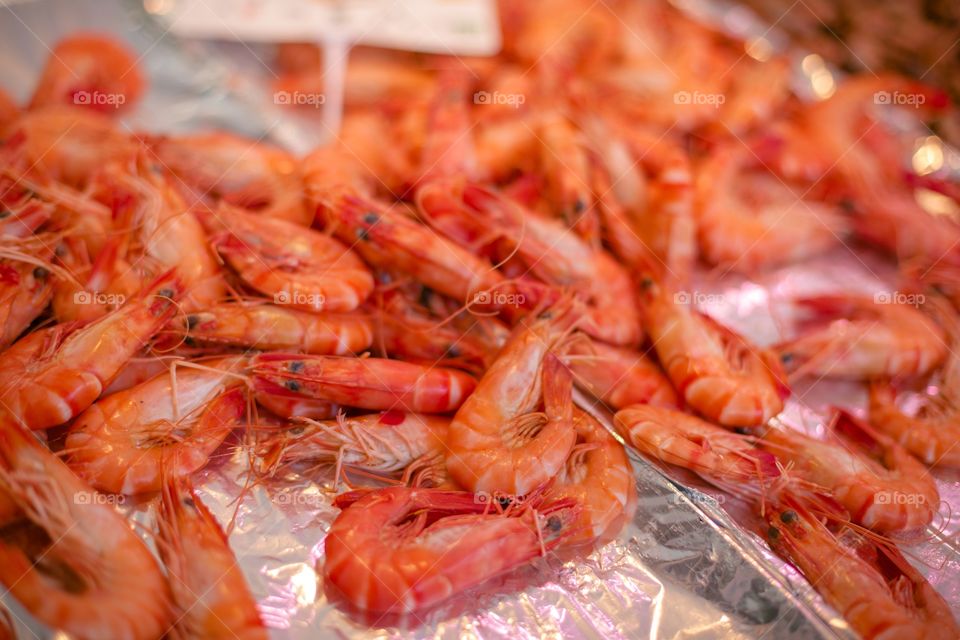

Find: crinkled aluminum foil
<box><xmin>0</xmin><ymin>1</ymin><xmax>957</xmax><ymax>638</ymax></box>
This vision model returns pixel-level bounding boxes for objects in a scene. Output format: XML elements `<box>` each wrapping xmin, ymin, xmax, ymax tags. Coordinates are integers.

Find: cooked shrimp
<box><xmin>29</xmin><ymin>34</ymin><xmax>144</xmax><ymax>113</ymax></box>
<box><xmin>776</xmin><ymin>295</ymin><xmax>947</xmax><ymax>380</ymax></box>
<box><xmin>614</xmin><ymin>404</ymin><xmax>780</xmax><ymax>497</ymax></box>
<box><xmin>99</xmin><ymin>163</ymin><xmax>226</xmax><ymax>312</ymax></box>
<box><xmin>65</xmin><ymin>359</ymin><xmax>246</xmax><ymax>494</ymax></box>
<box><xmin>157</xmin><ymin>473</ymin><xmax>267</xmax><ymax>640</ymax></box>
<box><xmin>252</xmin><ymin>354</ymin><xmax>476</xmax><ymax>413</ymax></box>
<box><xmin>446</xmin><ymin>307</ymin><xmax>579</xmax><ymax>495</ymax></box>
<box><xmin>764</xmin><ymin>493</ymin><xmax>960</xmax><ymax>639</ymax></box>
<box><xmin>0</xmin><ymin>235</ymin><xmax>56</xmax><ymax>349</ymax></box>
<box><xmin>179</xmin><ymin>303</ymin><xmax>373</xmax><ymax>355</ymax></box>
<box><xmin>868</xmin><ymin>380</ymin><xmax>960</xmax><ymax>468</ymax></box>
<box><xmin>207</xmin><ymin>206</ymin><xmax>373</xmax><ymax>313</ymax></box>
<box><xmin>639</xmin><ymin>278</ymin><xmax>787</xmax><ymax>427</ymax></box>
<box><xmin>695</xmin><ymin>143</ymin><xmax>847</xmax><ymax>273</ymax></box>
<box><xmin>0</xmin><ymin>271</ymin><xmax>180</xmax><ymax>430</ymax></box>
<box><xmin>323</xmin><ymin>486</ymin><xmax>579</xmax><ymax>613</ymax></box>
<box><xmin>566</xmin><ymin>338</ymin><xmax>678</xmax><ymax>410</ymax></box>
<box><xmin>421</xmin><ymin>182</ymin><xmax>642</xmax><ymax>345</ymax></box>
<box><xmin>149</xmin><ymin>132</ymin><xmax>312</xmax><ymax>226</ymax></box>
<box><xmin>0</xmin><ymin>179</ymin><xmax>53</xmax><ymax>238</ymax></box>
<box><xmin>759</xmin><ymin>412</ymin><xmax>939</xmax><ymax>535</ymax></box>
<box><xmin>547</xmin><ymin>409</ymin><xmax>636</xmax><ymax>546</ymax></box>
<box><xmin>7</xmin><ymin>106</ymin><xmax>139</xmax><ymax>188</ymax></box>
<box><xmin>50</xmin><ymin>235</ymin><xmax>140</xmax><ymax>323</ymax></box>
<box><xmin>260</xmin><ymin>411</ymin><xmax>449</xmax><ymax>483</ymax></box>
<box><xmin>0</xmin><ymin>418</ymin><xmax>173</xmax><ymax>639</ymax></box>
<box><xmin>321</xmin><ymin>192</ymin><xmax>529</xmax><ymax>314</ymax></box>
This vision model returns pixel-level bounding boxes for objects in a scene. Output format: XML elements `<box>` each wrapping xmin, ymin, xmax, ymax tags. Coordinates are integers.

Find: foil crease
<box><xmin>0</xmin><ymin>1</ymin><xmax>957</xmax><ymax>638</ymax></box>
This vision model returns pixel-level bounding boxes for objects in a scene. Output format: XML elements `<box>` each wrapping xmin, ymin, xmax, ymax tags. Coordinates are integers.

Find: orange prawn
<box><xmin>445</xmin><ymin>306</ymin><xmax>579</xmax><ymax>495</ymax></box>
<box><xmin>0</xmin><ymin>271</ymin><xmax>180</xmax><ymax>430</ymax></box>
<box><xmin>252</xmin><ymin>354</ymin><xmax>477</xmax><ymax>414</ymax></box>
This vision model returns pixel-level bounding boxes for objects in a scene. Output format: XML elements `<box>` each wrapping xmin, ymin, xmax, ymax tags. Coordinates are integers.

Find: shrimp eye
<box><xmin>182</xmin><ymin>497</ymin><xmax>196</xmax><ymax>509</ymax></box>
<box><xmin>767</xmin><ymin>526</ymin><xmax>780</xmax><ymax>540</ymax></box>
<box><xmin>446</xmin><ymin>344</ymin><xmax>461</xmax><ymax>358</ymax></box>
<box><xmin>32</xmin><ymin>266</ymin><xmax>49</xmax><ymax>279</ymax></box>
<box><xmin>497</xmin><ymin>495</ymin><xmax>512</xmax><ymax>509</ymax></box>
<box><xmin>157</xmin><ymin>288</ymin><xmax>174</xmax><ymax>299</ymax></box>
<box><xmin>363</xmin><ymin>212</ymin><xmax>379</xmax><ymax>225</ymax></box>
<box><xmin>185</xmin><ymin>314</ymin><xmax>200</xmax><ymax>329</ymax></box>
<box><xmin>779</xmin><ymin>510</ymin><xmax>798</xmax><ymax>524</ymax></box>
<box><xmin>780</xmin><ymin>353</ymin><xmax>794</xmax><ymax>364</ymax></box>
<box><xmin>55</xmin><ymin>244</ymin><xmax>67</xmax><ymax>257</ymax></box>
<box><xmin>733</xmin><ymin>427</ymin><xmax>751</xmax><ymax>435</ymax></box>
<box><xmin>573</xmin><ymin>198</ymin><xmax>586</xmax><ymax>214</ymax></box>
<box><xmin>289</xmin><ymin>360</ymin><xmax>305</xmax><ymax>373</ymax></box>
<box><xmin>838</xmin><ymin>198</ymin><xmax>855</xmax><ymax>212</ymax></box>
<box><xmin>640</xmin><ymin>277</ymin><xmax>654</xmax><ymax>290</ymax></box>
<box><xmin>285</xmin><ymin>380</ymin><xmax>301</xmax><ymax>392</ymax></box>
<box><xmin>183</xmin><ymin>337</ymin><xmax>196</xmax><ymax>346</ymax></box>
<box><xmin>355</xmin><ymin>228</ymin><xmax>370</xmax><ymax>241</ymax></box>
<box><xmin>0</xmin><ymin>210</ymin><xmax>9</xmax><ymax>219</ymax></box>
<box><xmin>547</xmin><ymin>515</ymin><xmax>562</xmax><ymax>532</ymax></box>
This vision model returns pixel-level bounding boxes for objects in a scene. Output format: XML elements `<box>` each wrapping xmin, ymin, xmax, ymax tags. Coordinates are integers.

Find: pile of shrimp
<box><xmin>0</xmin><ymin>0</ymin><xmax>959</xmax><ymax>636</ymax></box>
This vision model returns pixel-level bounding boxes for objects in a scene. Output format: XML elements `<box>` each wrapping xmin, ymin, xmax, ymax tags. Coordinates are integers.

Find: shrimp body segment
<box><xmin>764</xmin><ymin>495</ymin><xmax>960</xmax><ymax>640</ymax></box>
<box><xmin>446</xmin><ymin>309</ymin><xmax>578</xmax><ymax>495</ymax></box>
<box><xmin>567</xmin><ymin>339</ymin><xmax>678</xmax><ymax>410</ymax></box>
<box><xmin>181</xmin><ymin>304</ymin><xmax>374</xmax><ymax>355</ymax></box>
<box><xmin>323</xmin><ymin>486</ymin><xmax>579</xmax><ymax>613</ymax></box>
<box><xmin>0</xmin><ymin>419</ymin><xmax>174</xmax><ymax>640</ymax></box>
<box><xmin>65</xmin><ymin>360</ymin><xmax>247</xmax><ymax>495</ymax></box>
<box><xmin>157</xmin><ymin>474</ymin><xmax>267</xmax><ymax>640</ymax></box>
<box><xmin>614</xmin><ymin>405</ymin><xmax>780</xmax><ymax>495</ymax></box>
<box><xmin>548</xmin><ymin>410</ymin><xmax>637</xmax><ymax>546</ymax></box>
<box><xmin>639</xmin><ymin>279</ymin><xmax>786</xmax><ymax>427</ymax></box>
<box><xmin>252</xmin><ymin>354</ymin><xmax>476</xmax><ymax>413</ymax></box>
<box><xmin>777</xmin><ymin>296</ymin><xmax>947</xmax><ymax>380</ymax></box>
<box><xmin>0</xmin><ymin>272</ymin><xmax>180</xmax><ymax>430</ymax></box>
<box><xmin>759</xmin><ymin>414</ymin><xmax>939</xmax><ymax>535</ymax></box>
<box><xmin>210</xmin><ymin>208</ymin><xmax>373</xmax><ymax>313</ymax></box>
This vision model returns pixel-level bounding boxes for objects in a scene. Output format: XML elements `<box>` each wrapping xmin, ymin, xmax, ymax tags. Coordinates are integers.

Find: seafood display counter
<box><xmin>0</xmin><ymin>0</ymin><xmax>959</xmax><ymax>639</ymax></box>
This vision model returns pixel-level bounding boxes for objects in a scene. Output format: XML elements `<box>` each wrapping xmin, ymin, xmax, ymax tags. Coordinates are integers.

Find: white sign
<box><xmin>163</xmin><ymin>0</ymin><xmax>501</xmax><ymax>55</ymax></box>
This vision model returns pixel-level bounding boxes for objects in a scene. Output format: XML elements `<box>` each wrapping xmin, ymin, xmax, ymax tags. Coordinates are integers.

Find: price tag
<box><xmin>163</xmin><ymin>0</ymin><xmax>501</xmax><ymax>56</ymax></box>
